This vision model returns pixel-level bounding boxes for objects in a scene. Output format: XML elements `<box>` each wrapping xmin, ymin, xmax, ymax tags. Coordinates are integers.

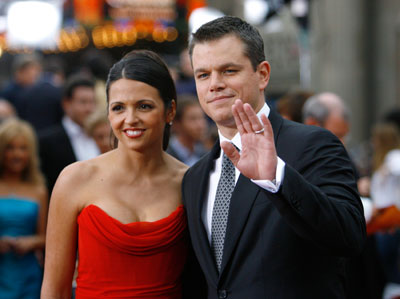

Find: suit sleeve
<box><xmin>267</xmin><ymin>128</ymin><xmax>366</xmax><ymax>256</ymax></box>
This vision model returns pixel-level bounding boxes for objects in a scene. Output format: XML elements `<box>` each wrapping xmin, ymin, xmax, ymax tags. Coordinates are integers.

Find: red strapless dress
<box><xmin>75</xmin><ymin>204</ymin><xmax>188</xmax><ymax>299</ymax></box>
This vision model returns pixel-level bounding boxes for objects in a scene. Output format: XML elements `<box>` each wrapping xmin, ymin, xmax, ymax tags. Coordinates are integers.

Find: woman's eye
<box><xmin>138</xmin><ymin>103</ymin><xmax>153</xmax><ymax>110</ymax></box>
<box><xmin>111</xmin><ymin>105</ymin><xmax>123</xmax><ymax>112</ymax></box>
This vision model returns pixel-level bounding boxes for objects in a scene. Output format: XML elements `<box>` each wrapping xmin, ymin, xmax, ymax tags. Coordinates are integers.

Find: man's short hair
<box><xmin>188</xmin><ymin>16</ymin><xmax>265</xmax><ymax>71</ymax></box>
<box><xmin>12</xmin><ymin>53</ymin><xmax>41</xmax><ymax>75</ymax></box>
<box><xmin>175</xmin><ymin>94</ymin><xmax>201</xmax><ymax>121</ymax></box>
<box><xmin>302</xmin><ymin>93</ymin><xmax>350</xmax><ymax>126</ymax></box>
<box><xmin>63</xmin><ymin>74</ymin><xmax>95</xmax><ymax>99</ymax></box>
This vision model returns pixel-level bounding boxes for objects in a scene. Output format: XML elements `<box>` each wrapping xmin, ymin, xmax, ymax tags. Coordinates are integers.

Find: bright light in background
<box><xmin>244</xmin><ymin>0</ymin><xmax>269</xmax><ymax>25</ymax></box>
<box><xmin>291</xmin><ymin>0</ymin><xmax>308</xmax><ymax>17</ymax></box>
<box><xmin>188</xmin><ymin>7</ymin><xmax>224</xmax><ymax>35</ymax></box>
<box><xmin>6</xmin><ymin>1</ymin><xmax>62</xmax><ymax>49</ymax></box>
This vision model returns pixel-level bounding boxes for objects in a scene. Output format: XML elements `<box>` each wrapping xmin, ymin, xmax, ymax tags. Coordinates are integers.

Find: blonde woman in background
<box><xmin>0</xmin><ymin>118</ymin><xmax>48</xmax><ymax>299</ymax></box>
<box><xmin>85</xmin><ymin>109</ymin><xmax>112</xmax><ymax>154</ymax></box>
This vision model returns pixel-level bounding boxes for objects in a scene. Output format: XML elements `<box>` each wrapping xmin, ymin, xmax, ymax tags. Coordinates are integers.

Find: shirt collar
<box><xmin>218</xmin><ymin>102</ymin><xmax>270</xmax><ymax>152</ymax></box>
<box><xmin>62</xmin><ymin>116</ymin><xmax>84</xmax><ymax>137</ymax></box>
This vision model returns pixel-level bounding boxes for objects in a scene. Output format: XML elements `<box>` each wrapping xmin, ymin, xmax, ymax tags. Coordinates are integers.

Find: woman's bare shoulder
<box><xmin>165</xmin><ymin>154</ymin><xmax>189</xmax><ymax>181</ymax></box>
<box><xmin>51</xmin><ymin>155</ymin><xmax>108</xmax><ymax>202</ymax></box>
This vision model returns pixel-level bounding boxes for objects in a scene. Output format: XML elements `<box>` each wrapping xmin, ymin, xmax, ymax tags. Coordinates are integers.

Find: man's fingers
<box><xmin>260</xmin><ymin>113</ymin><xmax>274</xmax><ymax>139</ymax></box>
<box><xmin>233</xmin><ymin>100</ymin><xmax>252</xmax><ymax>133</ymax></box>
<box><xmin>232</xmin><ymin>103</ymin><xmax>246</xmax><ymax>135</ymax></box>
<box><xmin>243</xmin><ymin>103</ymin><xmax>263</xmax><ymax>132</ymax></box>
<box><xmin>221</xmin><ymin>141</ymin><xmax>240</xmax><ymax>166</ymax></box>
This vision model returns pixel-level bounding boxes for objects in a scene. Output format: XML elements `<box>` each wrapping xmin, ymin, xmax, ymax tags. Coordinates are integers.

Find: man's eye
<box><xmin>224</xmin><ymin>69</ymin><xmax>237</xmax><ymax>74</ymax></box>
<box><xmin>197</xmin><ymin>73</ymin><xmax>208</xmax><ymax>79</ymax></box>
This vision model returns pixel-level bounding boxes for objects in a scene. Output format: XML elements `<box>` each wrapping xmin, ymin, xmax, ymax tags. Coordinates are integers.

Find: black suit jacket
<box><xmin>182</xmin><ymin>109</ymin><xmax>366</xmax><ymax>299</ymax></box>
<box><xmin>38</xmin><ymin>124</ymin><xmax>76</xmax><ymax>194</ymax></box>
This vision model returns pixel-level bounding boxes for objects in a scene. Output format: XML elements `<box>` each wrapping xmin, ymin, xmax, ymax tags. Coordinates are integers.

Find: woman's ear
<box><xmin>166</xmin><ymin>99</ymin><xmax>176</xmax><ymax>124</ymax></box>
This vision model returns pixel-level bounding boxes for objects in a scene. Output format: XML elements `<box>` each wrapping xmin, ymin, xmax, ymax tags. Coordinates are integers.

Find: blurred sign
<box><xmin>106</xmin><ymin>0</ymin><xmax>177</xmax><ymax>21</ymax></box>
<box><xmin>74</xmin><ymin>0</ymin><xmax>104</xmax><ymax>25</ymax></box>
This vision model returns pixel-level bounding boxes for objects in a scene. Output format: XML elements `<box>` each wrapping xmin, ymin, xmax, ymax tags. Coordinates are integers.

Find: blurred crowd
<box><xmin>0</xmin><ymin>48</ymin><xmax>400</xmax><ymax>299</ymax></box>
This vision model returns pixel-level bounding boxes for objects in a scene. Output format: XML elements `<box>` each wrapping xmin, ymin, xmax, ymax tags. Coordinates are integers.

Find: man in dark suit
<box><xmin>182</xmin><ymin>16</ymin><xmax>366</xmax><ymax>298</ymax></box>
<box><xmin>39</xmin><ymin>75</ymin><xmax>99</xmax><ymax>194</ymax></box>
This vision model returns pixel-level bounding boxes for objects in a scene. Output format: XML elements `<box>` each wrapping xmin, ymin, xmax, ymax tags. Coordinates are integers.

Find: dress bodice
<box><xmin>0</xmin><ymin>197</ymin><xmax>42</xmax><ymax>299</ymax></box>
<box><xmin>76</xmin><ymin>204</ymin><xmax>188</xmax><ymax>299</ymax></box>
<box><xmin>0</xmin><ymin>197</ymin><xmax>39</xmax><ymax>237</ymax></box>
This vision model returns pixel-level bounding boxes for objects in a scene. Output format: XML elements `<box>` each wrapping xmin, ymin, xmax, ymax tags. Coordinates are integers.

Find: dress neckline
<box><xmin>81</xmin><ymin>204</ymin><xmax>184</xmax><ymax>226</ymax></box>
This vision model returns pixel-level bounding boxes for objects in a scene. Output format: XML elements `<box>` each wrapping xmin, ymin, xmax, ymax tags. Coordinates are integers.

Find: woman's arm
<box><xmin>41</xmin><ymin>165</ymin><xmax>82</xmax><ymax>299</ymax></box>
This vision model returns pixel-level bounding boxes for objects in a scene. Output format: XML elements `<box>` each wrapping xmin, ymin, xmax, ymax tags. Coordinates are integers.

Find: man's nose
<box><xmin>209</xmin><ymin>73</ymin><xmax>225</xmax><ymax>92</ymax></box>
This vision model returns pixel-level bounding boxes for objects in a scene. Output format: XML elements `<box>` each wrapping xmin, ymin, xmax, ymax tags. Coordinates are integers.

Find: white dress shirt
<box><xmin>202</xmin><ymin>103</ymin><xmax>286</xmax><ymax>243</ymax></box>
<box><xmin>62</xmin><ymin>116</ymin><xmax>100</xmax><ymax>161</ymax></box>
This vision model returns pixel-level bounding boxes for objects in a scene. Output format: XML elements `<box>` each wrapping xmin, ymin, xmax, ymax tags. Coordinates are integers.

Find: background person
<box><xmin>302</xmin><ymin>92</ymin><xmax>350</xmax><ymax>144</ymax></box>
<box><xmin>0</xmin><ymin>118</ymin><xmax>48</xmax><ymax>299</ymax></box>
<box><xmin>0</xmin><ymin>99</ymin><xmax>16</xmax><ymax>123</ymax></box>
<box><xmin>85</xmin><ymin>109</ymin><xmax>113</xmax><ymax>154</ymax></box>
<box><xmin>167</xmin><ymin>94</ymin><xmax>208</xmax><ymax>166</ymax></box>
<box><xmin>38</xmin><ymin>74</ymin><xmax>99</xmax><ymax>194</ymax></box>
<box><xmin>0</xmin><ymin>54</ymin><xmax>42</xmax><ymax>115</ymax></box>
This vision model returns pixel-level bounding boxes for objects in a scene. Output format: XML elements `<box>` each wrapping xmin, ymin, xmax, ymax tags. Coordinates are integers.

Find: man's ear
<box><xmin>61</xmin><ymin>98</ymin><xmax>70</xmax><ymax>112</ymax></box>
<box><xmin>257</xmin><ymin>61</ymin><xmax>271</xmax><ymax>90</ymax></box>
<box><xmin>304</xmin><ymin>117</ymin><xmax>322</xmax><ymax>127</ymax></box>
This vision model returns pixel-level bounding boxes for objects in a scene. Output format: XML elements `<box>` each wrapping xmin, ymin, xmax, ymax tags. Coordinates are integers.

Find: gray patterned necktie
<box><xmin>211</xmin><ymin>153</ymin><xmax>236</xmax><ymax>271</ymax></box>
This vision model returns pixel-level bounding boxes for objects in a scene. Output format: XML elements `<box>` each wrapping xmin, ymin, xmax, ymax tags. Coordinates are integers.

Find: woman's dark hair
<box><xmin>106</xmin><ymin>50</ymin><xmax>177</xmax><ymax>150</ymax></box>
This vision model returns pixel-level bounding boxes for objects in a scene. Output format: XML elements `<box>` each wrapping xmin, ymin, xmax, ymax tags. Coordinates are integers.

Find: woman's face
<box><xmin>3</xmin><ymin>135</ymin><xmax>30</xmax><ymax>175</ymax></box>
<box><xmin>108</xmin><ymin>78</ymin><xmax>175</xmax><ymax>151</ymax></box>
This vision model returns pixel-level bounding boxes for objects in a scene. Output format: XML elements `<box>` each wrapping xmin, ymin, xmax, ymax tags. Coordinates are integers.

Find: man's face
<box><xmin>324</xmin><ymin>113</ymin><xmax>349</xmax><ymax>144</ymax></box>
<box><xmin>64</xmin><ymin>86</ymin><xmax>96</xmax><ymax>127</ymax></box>
<box><xmin>180</xmin><ymin>104</ymin><xmax>207</xmax><ymax>142</ymax></box>
<box><xmin>192</xmin><ymin>34</ymin><xmax>269</xmax><ymax>134</ymax></box>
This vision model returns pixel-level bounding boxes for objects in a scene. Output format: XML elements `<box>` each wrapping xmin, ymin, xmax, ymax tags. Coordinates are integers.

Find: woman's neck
<box><xmin>1</xmin><ymin>172</ymin><xmax>23</xmax><ymax>184</ymax></box>
<box><xmin>116</xmin><ymin>145</ymin><xmax>167</xmax><ymax>175</ymax></box>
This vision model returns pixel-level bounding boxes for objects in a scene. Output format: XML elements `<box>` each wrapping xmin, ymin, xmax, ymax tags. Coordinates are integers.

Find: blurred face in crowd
<box><xmin>324</xmin><ymin>113</ymin><xmax>349</xmax><ymax>144</ymax></box>
<box><xmin>179</xmin><ymin>104</ymin><xmax>207</xmax><ymax>142</ymax></box>
<box><xmin>16</xmin><ymin>63</ymin><xmax>42</xmax><ymax>87</ymax></box>
<box><xmin>3</xmin><ymin>135</ymin><xmax>30</xmax><ymax>175</ymax></box>
<box><xmin>92</xmin><ymin>121</ymin><xmax>112</xmax><ymax>154</ymax></box>
<box><xmin>0</xmin><ymin>100</ymin><xmax>16</xmax><ymax>121</ymax></box>
<box><xmin>63</xmin><ymin>86</ymin><xmax>96</xmax><ymax>128</ymax></box>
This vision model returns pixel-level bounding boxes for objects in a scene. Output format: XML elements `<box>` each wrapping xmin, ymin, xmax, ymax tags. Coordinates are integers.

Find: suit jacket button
<box><xmin>218</xmin><ymin>290</ymin><xmax>227</xmax><ymax>298</ymax></box>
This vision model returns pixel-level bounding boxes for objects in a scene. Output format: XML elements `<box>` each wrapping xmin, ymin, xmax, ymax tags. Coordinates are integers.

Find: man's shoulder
<box><xmin>38</xmin><ymin>123</ymin><xmax>67</xmax><ymax>143</ymax></box>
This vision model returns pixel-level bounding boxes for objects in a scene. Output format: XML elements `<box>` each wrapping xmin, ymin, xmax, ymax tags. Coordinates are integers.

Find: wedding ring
<box><xmin>254</xmin><ymin>128</ymin><xmax>265</xmax><ymax>134</ymax></box>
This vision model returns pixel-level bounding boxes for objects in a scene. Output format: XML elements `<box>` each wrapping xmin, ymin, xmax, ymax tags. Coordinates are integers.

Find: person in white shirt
<box><xmin>39</xmin><ymin>74</ymin><xmax>99</xmax><ymax>194</ymax></box>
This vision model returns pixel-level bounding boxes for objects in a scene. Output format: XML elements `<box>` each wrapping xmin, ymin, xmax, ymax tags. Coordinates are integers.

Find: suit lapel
<box><xmin>220</xmin><ymin>107</ymin><xmax>283</xmax><ymax>275</ymax></box>
<box><xmin>60</xmin><ymin>125</ymin><xmax>77</xmax><ymax>163</ymax></box>
<box><xmin>188</xmin><ymin>142</ymin><xmax>220</xmax><ymax>284</ymax></box>
<box><xmin>220</xmin><ymin>174</ymin><xmax>260</xmax><ymax>274</ymax></box>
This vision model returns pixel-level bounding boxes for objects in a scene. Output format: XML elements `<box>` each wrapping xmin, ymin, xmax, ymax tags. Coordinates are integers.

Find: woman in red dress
<box><xmin>41</xmin><ymin>50</ymin><xmax>193</xmax><ymax>298</ymax></box>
